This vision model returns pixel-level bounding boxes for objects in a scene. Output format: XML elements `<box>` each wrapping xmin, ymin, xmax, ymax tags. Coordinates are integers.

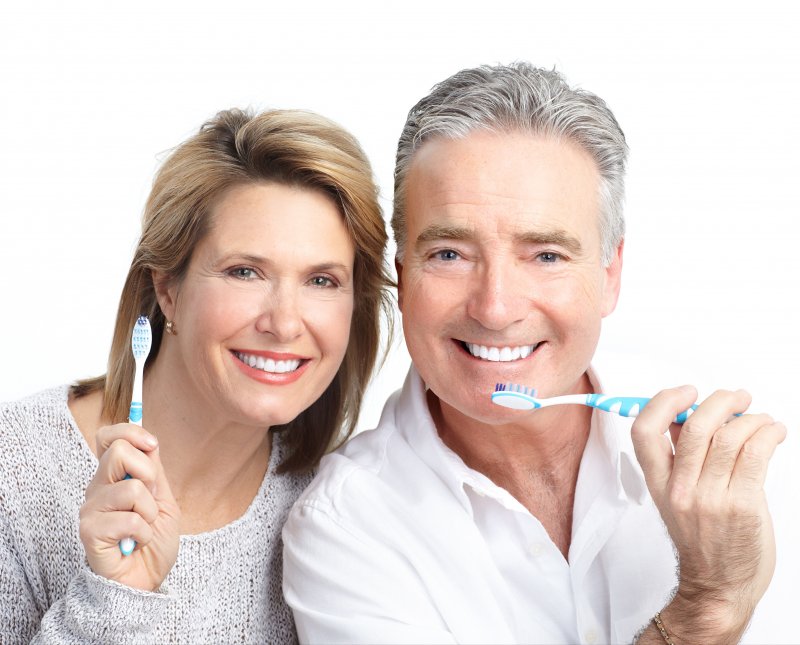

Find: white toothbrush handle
<box><xmin>538</xmin><ymin>394</ymin><xmax>590</xmax><ymax>407</ymax></box>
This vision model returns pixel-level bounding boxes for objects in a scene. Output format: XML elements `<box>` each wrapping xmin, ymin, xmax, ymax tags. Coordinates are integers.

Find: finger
<box><xmin>631</xmin><ymin>386</ymin><xmax>697</xmax><ymax>495</ymax></box>
<box><xmin>80</xmin><ymin>510</ymin><xmax>155</xmax><ymax>550</ymax></box>
<box><xmin>671</xmin><ymin>389</ymin><xmax>751</xmax><ymax>488</ymax></box>
<box><xmin>82</xmin><ymin>478</ymin><xmax>160</xmax><ymax>525</ymax></box>
<box><xmin>95</xmin><ymin>423</ymin><xmax>158</xmax><ymax>459</ymax></box>
<box><xmin>698</xmin><ymin>413</ymin><xmax>774</xmax><ymax>492</ymax></box>
<box><xmin>730</xmin><ymin>421</ymin><xmax>787</xmax><ymax>491</ymax></box>
<box><xmin>95</xmin><ymin>439</ymin><xmax>159</xmax><ymax>491</ymax></box>
<box><xmin>146</xmin><ymin>446</ymin><xmax>176</xmax><ymax>506</ymax></box>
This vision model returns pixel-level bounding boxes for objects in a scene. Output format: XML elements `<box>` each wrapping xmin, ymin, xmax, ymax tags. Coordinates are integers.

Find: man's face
<box><xmin>397</xmin><ymin>130</ymin><xmax>623</xmax><ymax>426</ymax></box>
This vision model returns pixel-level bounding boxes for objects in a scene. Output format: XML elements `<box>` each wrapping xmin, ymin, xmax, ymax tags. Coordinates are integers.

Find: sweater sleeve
<box><xmin>33</xmin><ymin>570</ymin><xmax>175</xmax><ymax>645</ymax></box>
<box><xmin>0</xmin><ymin>513</ymin><xmax>43</xmax><ymax>643</ymax></box>
<box><xmin>1</xmin><ymin>507</ymin><xmax>175</xmax><ymax>645</ymax></box>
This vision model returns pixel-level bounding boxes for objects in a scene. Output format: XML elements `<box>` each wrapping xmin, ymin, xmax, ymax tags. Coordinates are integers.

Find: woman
<box><xmin>0</xmin><ymin>108</ymin><xmax>392</xmax><ymax>643</ymax></box>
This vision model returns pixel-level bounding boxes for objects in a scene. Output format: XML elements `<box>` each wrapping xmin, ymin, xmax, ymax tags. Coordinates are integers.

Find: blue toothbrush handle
<box><xmin>585</xmin><ymin>394</ymin><xmax>698</xmax><ymax>424</ymax></box>
<box><xmin>129</xmin><ymin>401</ymin><xmax>143</xmax><ymax>424</ymax></box>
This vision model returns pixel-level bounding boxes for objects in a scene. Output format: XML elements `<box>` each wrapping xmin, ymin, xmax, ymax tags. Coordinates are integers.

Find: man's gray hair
<box><xmin>392</xmin><ymin>62</ymin><xmax>627</xmax><ymax>266</ymax></box>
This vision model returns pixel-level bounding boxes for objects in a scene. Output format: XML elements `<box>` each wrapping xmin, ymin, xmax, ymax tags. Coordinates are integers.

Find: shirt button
<box><xmin>584</xmin><ymin>628</ymin><xmax>598</xmax><ymax>644</ymax></box>
<box><xmin>527</xmin><ymin>542</ymin><xmax>544</xmax><ymax>557</ymax></box>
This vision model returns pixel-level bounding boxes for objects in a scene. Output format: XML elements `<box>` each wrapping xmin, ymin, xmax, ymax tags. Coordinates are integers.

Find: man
<box><xmin>283</xmin><ymin>63</ymin><xmax>785</xmax><ymax>644</ymax></box>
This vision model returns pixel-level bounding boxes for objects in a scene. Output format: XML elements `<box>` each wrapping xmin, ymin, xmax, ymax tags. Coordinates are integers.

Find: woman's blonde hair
<box><xmin>74</xmin><ymin>108</ymin><xmax>393</xmax><ymax>472</ymax></box>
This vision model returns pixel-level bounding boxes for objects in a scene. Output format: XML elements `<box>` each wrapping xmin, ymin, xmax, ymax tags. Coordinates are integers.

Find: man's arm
<box><xmin>631</xmin><ymin>387</ymin><xmax>786</xmax><ymax>644</ymax></box>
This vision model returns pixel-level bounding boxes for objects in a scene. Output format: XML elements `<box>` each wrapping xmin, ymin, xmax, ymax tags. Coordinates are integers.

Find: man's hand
<box><xmin>631</xmin><ymin>386</ymin><xmax>786</xmax><ymax>644</ymax></box>
<box><xmin>79</xmin><ymin>423</ymin><xmax>181</xmax><ymax>592</ymax></box>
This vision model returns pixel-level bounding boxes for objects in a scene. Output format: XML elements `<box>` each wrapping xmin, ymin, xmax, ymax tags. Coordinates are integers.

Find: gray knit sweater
<box><xmin>0</xmin><ymin>386</ymin><xmax>313</xmax><ymax>644</ymax></box>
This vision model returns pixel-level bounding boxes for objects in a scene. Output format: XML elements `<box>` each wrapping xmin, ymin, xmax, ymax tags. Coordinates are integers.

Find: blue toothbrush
<box><xmin>491</xmin><ymin>383</ymin><xmax>698</xmax><ymax>424</ymax></box>
<box><xmin>120</xmin><ymin>315</ymin><xmax>153</xmax><ymax>556</ymax></box>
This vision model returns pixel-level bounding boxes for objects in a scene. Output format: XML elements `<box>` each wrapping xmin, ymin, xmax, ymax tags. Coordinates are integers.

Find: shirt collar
<box><xmin>584</xmin><ymin>368</ymin><xmax>649</xmax><ymax>506</ymax></box>
<box><xmin>393</xmin><ymin>365</ymin><xmax>648</xmax><ymax>513</ymax></box>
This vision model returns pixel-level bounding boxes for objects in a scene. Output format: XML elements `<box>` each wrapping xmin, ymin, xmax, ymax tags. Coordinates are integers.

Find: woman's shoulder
<box><xmin>1</xmin><ymin>384</ymin><xmax>70</xmax><ymax>426</ymax></box>
<box><xmin>0</xmin><ymin>385</ymin><xmax>84</xmax><ymax>464</ymax></box>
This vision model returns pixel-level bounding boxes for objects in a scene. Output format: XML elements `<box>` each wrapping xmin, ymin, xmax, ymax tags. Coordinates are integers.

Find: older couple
<box><xmin>1</xmin><ymin>64</ymin><xmax>783</xmax><ymax>644</ymax></box>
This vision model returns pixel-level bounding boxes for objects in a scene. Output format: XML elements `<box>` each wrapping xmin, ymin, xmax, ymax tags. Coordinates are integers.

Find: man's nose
<box><xmin>255</xmin><ymin>284</ymin><xmax>305</xmax><ymax>342</ymax></box>
<box><xmin>465</xmin><ymin>259</ymin><xmax>529</xmax><ymax>331</ymax></box>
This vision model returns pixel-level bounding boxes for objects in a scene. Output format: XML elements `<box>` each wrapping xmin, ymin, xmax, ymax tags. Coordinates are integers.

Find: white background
<box><xmin>1</xmin><ymin>1</ymin><xmax>797</xmax><ymax>641</ymax></box>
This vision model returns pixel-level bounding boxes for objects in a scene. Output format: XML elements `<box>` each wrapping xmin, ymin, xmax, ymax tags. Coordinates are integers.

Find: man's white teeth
<box><xmin>465</xmin><ymin>343</ymin><xmax>537</xmax><ymax>362</ymax></box>
<box><xmin>235</xmin><ymin>352</ymin><xmax>301</xmax><ymax>373</ymax></box>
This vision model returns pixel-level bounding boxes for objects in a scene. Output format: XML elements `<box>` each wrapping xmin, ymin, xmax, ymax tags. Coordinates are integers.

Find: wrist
<box><xmin>656</xmin><ymin>591</ymin><xmax>751</xmax><ymax>645</ymax></box>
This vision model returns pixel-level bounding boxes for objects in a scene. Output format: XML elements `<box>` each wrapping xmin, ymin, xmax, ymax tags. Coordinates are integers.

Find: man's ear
<box><xmin>395</xmin><ymin>257</ymin><xmax>404</xmax><ymax>311</ymax></box>
<box><xmin>601</xmin><ymin>240</ymin><xmax>624</xmax><ymax>318</ymax></box>
<box><xmin>152</xmin><ymin>270</ymin><xmax>178</xmax><ymax>321</ymax></box>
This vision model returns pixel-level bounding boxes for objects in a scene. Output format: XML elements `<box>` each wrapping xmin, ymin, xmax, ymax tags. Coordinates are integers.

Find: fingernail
<box><xmin>143</xmin><ymin>433</ymin><xmax>158</xmax><ymax>448</ymax></box>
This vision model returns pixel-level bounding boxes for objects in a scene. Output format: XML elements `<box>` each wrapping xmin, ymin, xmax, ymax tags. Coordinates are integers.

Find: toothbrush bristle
<box><xmin>131</xmin><ymin>315</ymin><xmax>153</xmax><ymax>359</ymax></box>
<box><xmin>500</xmin><ymin>382</ymin><xmax>537</xmax><ymax>397</ymax></box>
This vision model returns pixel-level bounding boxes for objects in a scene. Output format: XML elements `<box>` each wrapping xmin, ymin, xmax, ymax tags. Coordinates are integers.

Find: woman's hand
<box><xmin>79</xmin><ymin>423</ymin><xmax>181</xmax><ymax>592</ymax></box>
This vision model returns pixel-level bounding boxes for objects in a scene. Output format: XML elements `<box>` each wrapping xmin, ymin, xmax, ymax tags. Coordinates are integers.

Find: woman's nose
<box><xmin>255</xmin><ymin>286</ymin><xmax>305</xmax><ymax>342</ymax></box>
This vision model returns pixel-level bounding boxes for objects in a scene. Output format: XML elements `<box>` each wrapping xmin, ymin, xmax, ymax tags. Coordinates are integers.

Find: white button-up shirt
<box><xmin>283</xmin><ymin>367</ymin><xmax>678</xmax><ymax>644</ymax></box>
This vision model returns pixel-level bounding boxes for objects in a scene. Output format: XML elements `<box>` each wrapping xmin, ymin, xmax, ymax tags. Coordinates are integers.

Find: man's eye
<box><xmin>435</xmin><ymin>249</ymin><xmax>460</xmax><ymax>261</ymax></box>
<box><xmin>537</xmin><ymin>252</ymin><xmax>561</xmax><ymax>263</ymax></box>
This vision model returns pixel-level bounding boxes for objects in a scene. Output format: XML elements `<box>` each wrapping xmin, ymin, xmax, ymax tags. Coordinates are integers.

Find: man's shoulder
<box><xmin>295</xmin><ymin>411</ymin><xmax>421</xmax><ymax>510</ymax></box>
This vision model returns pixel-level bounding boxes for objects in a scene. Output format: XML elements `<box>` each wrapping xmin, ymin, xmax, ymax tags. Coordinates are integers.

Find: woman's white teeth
<box><xmin>236</xmin><ymin>352</ymin><xmax>301</xmax><ymax>373</ymax></box>
<box><xmin>465</xmin><ymin>343</ymin><xmax>537</xmax><ymax>362</ymax></box>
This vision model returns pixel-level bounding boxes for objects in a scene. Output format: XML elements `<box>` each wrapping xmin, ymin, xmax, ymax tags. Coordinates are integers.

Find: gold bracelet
<box><xmin>653</xmin><ymin>612</ymin><xmax>675</xmax><ymax>645</ymax></box>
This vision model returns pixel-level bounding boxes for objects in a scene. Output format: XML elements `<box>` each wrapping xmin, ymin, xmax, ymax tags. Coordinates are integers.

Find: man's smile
<box><xmin>457</xmin><ymin>341</ymin><xmax>543</xmax><ymax>362</ymax></box>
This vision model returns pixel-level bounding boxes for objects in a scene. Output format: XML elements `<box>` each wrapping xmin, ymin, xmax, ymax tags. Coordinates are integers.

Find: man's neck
<box><xmin>429</xmin><ymin>380</ymin><xmax>594</xmax><ymax>559</ymax></box>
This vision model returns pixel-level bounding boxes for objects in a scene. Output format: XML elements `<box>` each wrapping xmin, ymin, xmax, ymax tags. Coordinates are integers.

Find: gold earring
<box><xmin>166</xmin><ymin>320</ymin><xmax>176</xmax><ymax>335</ymax></box>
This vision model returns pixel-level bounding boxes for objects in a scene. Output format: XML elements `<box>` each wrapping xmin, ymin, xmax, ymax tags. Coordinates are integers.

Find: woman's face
<box><xmin>158</xmin><ymin>182</ymin><xmax>355</xmax><ymax>428</ymax></box>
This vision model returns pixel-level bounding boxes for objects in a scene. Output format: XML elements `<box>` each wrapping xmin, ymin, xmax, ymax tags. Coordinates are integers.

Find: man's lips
<box><xmin>456</xmin><ymin>340</ymin><xmax>543</xmax><ymax>362</ymax></box>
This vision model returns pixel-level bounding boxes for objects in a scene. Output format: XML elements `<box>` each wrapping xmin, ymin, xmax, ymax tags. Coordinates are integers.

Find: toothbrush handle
<box><xmin>129</xmin><ymin>401</ymin><xmax>143</xmax><ymax>424</ymax></box>
<box><xmin>120</xmin><ymin>403</ymin><xmax>143</xmax><ymax>555</ymax></box>
<box><xmin>585</xmin><ymin>394</ymin><xmax>698</xmax><ymax>424</ymax></box>
<box><xmin>119</xmin><ymin>477</ymin><xmax>136</xmax><ymax>556</ymax></box>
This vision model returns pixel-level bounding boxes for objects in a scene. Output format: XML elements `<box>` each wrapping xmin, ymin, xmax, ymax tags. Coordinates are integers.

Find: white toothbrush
<box><xmin>120</xmin><ymin>315</ymin><xmax>152</xmax><ymax>556</ymax></box>
<box><xmin>492</xmin><ymin>383</ymin><xmax>698</xmax><ymax>424</ymax></box>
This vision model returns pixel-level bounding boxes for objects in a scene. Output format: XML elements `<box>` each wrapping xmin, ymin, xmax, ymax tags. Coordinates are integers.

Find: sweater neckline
<box><xmin>58</xmin><ymin>384</ymin><xmax>281</xmax><ymax>541</ymax></box>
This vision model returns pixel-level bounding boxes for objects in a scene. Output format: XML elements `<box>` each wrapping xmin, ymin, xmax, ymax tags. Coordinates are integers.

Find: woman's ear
<box><xmin>152</xmin><ymin>270</ymin><xmax>178</xmax><ymax>321</ymax></box>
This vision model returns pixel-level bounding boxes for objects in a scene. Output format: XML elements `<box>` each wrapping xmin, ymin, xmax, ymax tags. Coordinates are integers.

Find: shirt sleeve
<box><xmin>283</xmin><ymin>500</ymin><xmax>458</xmax><ymax>645</ymax></box>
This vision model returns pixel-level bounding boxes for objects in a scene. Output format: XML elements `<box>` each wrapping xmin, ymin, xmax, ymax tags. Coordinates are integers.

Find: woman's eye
<box><xmin>434</xmin><ymin>249</ymin><xmax>461</xmax><ymax>261</ymax></box>
<box><xmin>228</xmin><ymin>267</ymin><xmax>258</xmax><ymax>280</ymax></box>
<box><xmin>309</xmin><ymin>275</ymin><xmax>337</xmax><ymax>288</ymax></box>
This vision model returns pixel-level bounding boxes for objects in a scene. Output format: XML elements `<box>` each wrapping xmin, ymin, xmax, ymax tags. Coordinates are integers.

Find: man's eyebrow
<box><xmin>414</xmin><ymin>224</ymin><xmax>474</xmax><ymax>247</ymax></box>
<box><xmin>516</xmin><ymin>230</ymin><xmax>583</xmax><ymax>254</ymax></box>
<box><xmin>414</xmin><ymin>225</ymin><xmax>584</xmax><ymax>254</ymax></box>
